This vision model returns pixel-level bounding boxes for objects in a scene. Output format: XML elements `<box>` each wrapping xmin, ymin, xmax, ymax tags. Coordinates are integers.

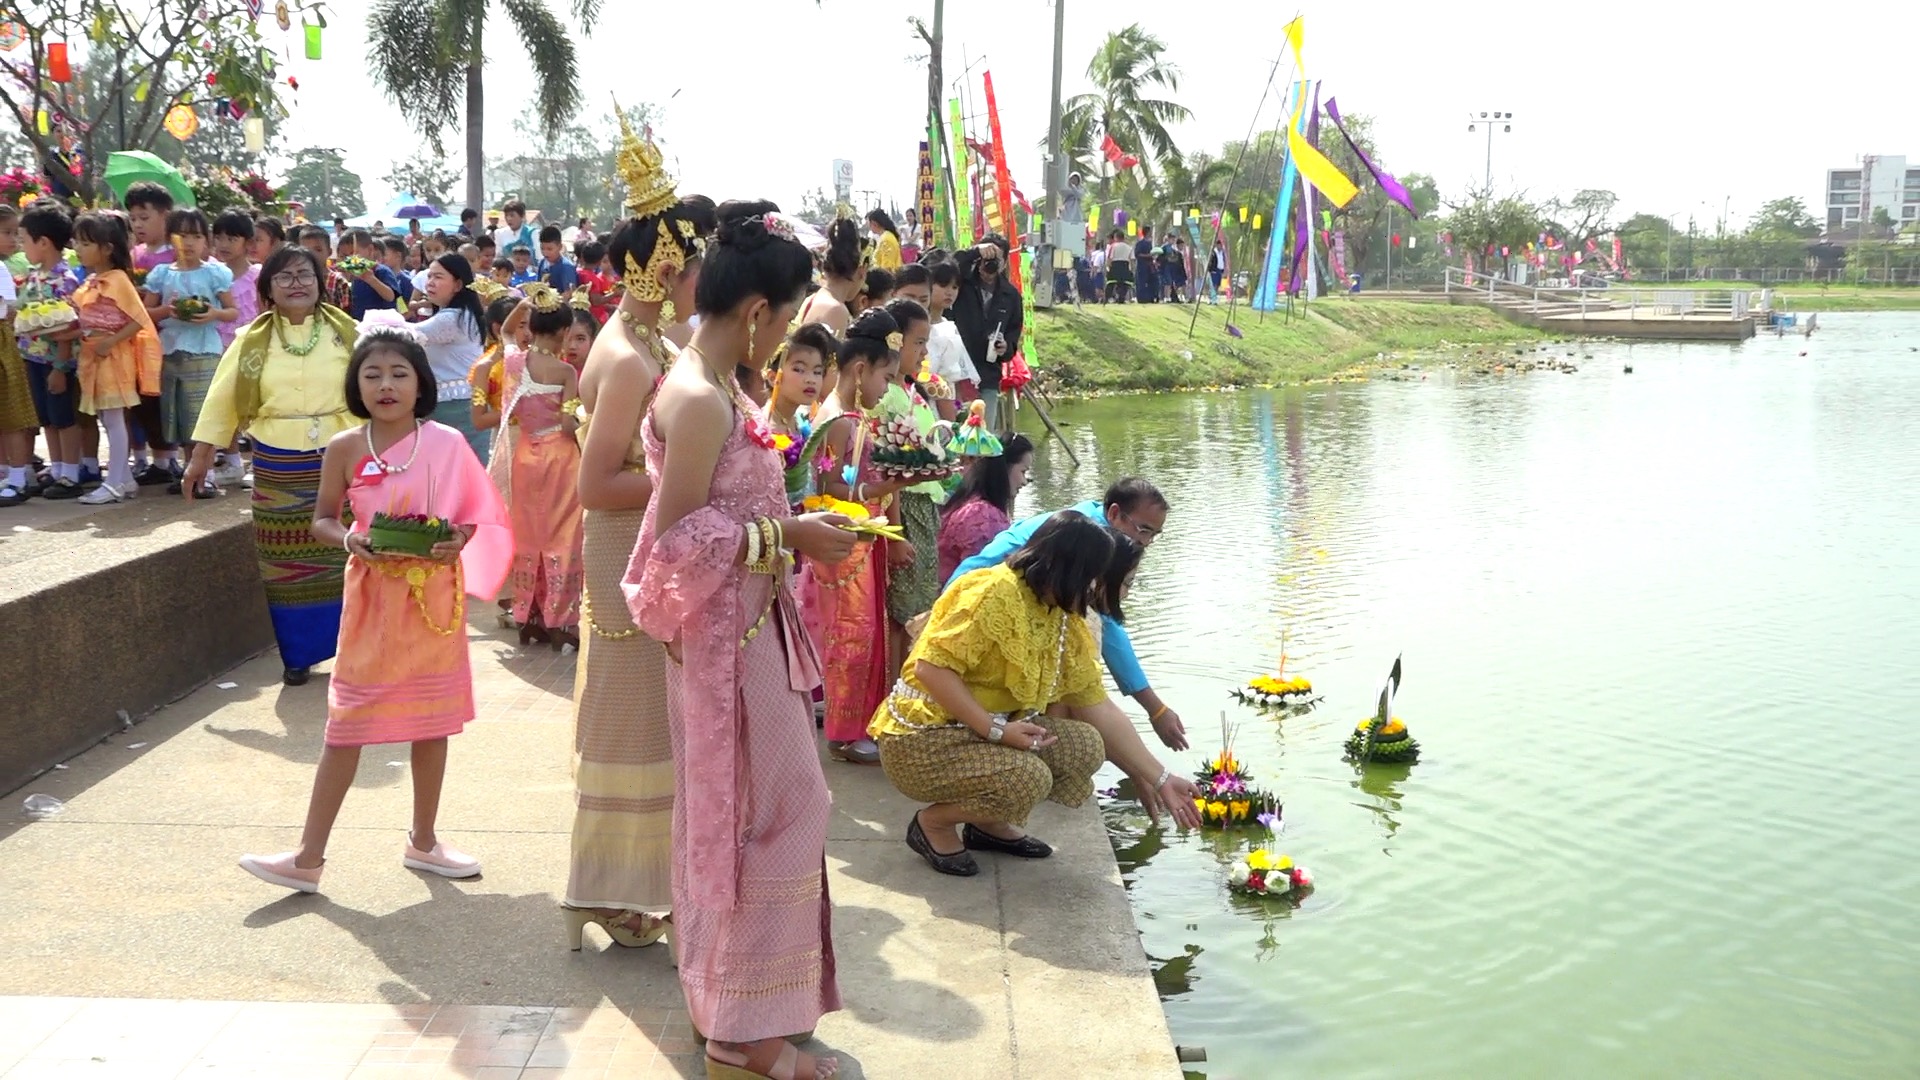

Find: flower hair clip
<box><xmin>753</xmin><ymin>213</ymin><xmax>797</xmax><ymax>243</ymax></box>
<box><xmin>886</xmin><ymin>331</ymin><xmax>904</xmax><ymax>350</ymax></box>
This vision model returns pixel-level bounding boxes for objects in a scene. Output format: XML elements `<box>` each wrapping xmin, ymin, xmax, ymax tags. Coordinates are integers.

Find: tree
<box><xmin>793</xmin><ymin>187</ymin><xmax>839</xmax><ymax>228</ymax></box>
<box><xmin>1748</xmin><ymin>197</ymin><xmax>1818</xmax><ymax>239</ymax></box>
<box><xmin>1061</xmin><ymin>24</ymin><xmax>1190</xmax><ymax>199</ymax></box>
<box><xmin>1540</xmin><ymin>189</ymin><xmax>1618</xmax><ymax>261</ymax></box>
<box><xmin>383</xmin><ymin>157</ymin><xmax>462</xmax><ymax>207</ymax></box>
<box><xmin>366</xmin><ymin>0</ymin><xmax>601</xmax><ymax>215</ymax></box>
<box><xmin>159</xmin><ymin>105</ymin><xmax>284</xmax><ymax>178</ymax></box>
<box><xmin>485</xmin><ymin>100</ymin><xmax>652</xmax><ymax>227</ymax></box>
<box><xmin>1442</xmin><ymin>190</ymin><xmax>1544</xmax><ymax>277</ymax></box>
<box><xmin>283</xmin><ymin>147</ymin><xmax>366</xmax><ymax>221</ymax></box>
<box><xmin>1616</xmin><ymin>212</ymin><xmax>1677</xmax><ymax>277</ymax></box>
<box><xmin>0</xmin><ymin>1</ymin><xmax>313</xmax><ymax>203</ymax></box>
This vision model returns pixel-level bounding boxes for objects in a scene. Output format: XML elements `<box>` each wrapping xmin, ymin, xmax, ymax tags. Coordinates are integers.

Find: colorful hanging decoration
<box><xmin>1323</xmin><ymin>97</ymin><xmax>1417</xmax><ymax>217</ymax></box>
<box><xmin>275</xmin><ymin>1</ymin><xmax>291</xmax><ymax>31</ymax></box>
<box><xmin>916</xmin><ymin>139</ymin><xmax>937</xmax><ymax>251</ymax></box>
<box><xmin>163</xmin><ymin>105</ymin><xmax>200</xmax><ymax>141</ymax></box>
<box><xmin>303</xmin><ymin>23</ymin><xmax>322</xmax><ymax>59</ymax></box>
<box><xmin>1100</xmin><ymin>133</ymin><xmax>1139</xmax><ymax>170</ymax></box>
<box><xmin>0</xmin><ymin>23</ymin><xmax>25</xmax><ymax>50</ymax></box>
<box><xmin>1238</xmin><ymin>206</ymin><xmax>1248</xmax><ymax>223</ymax></box>
<box><xmin>1253</xmin><ymin>80</ymin><xmax>1306</xmax><ymax>312</ymax></box>
<box><xmin>246</xmin><ymin>0</ymin><xmax>263</xmax><ymax>18</ymax></box>
<box><xmin>47</xmin><ymin>42</ymin><xmax>71</xmax><ymax>83</ymax></box>
<box><xmin>1253</xmin><ymin>213</ymin><xmax>1263</xmax><ymax>230</ymax></box>
<box><xmin>244</xmin><ymin>116</ymin><xmax>265</xmax><ymax>152</ymax></box>
<box><xmin>34</xmin><ymin>109</ymin><xmax>48</xmax><ymax>135</ymax></box>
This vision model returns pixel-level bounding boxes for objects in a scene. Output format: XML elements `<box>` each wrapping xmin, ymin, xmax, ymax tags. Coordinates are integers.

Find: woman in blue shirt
<box><xmin>945</xmin><ymin>476</ymin><xmax>1188</xmax><ymax>750</ymax></box>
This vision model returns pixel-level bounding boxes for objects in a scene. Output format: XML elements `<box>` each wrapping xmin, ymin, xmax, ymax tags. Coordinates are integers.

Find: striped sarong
<box><xmin>250</xmin><ymin>440</ymin><xmax>345</xmax><ymax>670</ymax></box>
<box><xmin>160</xmin><ymin>351</ymin><xmax>221</xmax><ymax>446</ymax></box>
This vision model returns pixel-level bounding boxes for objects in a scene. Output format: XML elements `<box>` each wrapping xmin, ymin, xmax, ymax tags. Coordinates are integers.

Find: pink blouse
<box><xmin>937</xmin><ymin>496</ymin><xmax>1011</xmax><ymax>584</ymax></box>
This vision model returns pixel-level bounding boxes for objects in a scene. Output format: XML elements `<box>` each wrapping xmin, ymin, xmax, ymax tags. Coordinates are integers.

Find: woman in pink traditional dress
<box><xmin>491</xmin><ymin>282</ymin><xmax>585</xmax><ymax>649</ymax></box>
<box><xmin>237</xmin><ymin>328</ymin><xmax>511</xmax><ymax>894</ymax></box>
<box><xmin>937</xmin><ymin>432</ymin><xmax>1034</xmax><ymax>582</ymax></box>
<box><xmin>622</xmin><ymin>200</ymin><xmax>857</xmax><ymax>1080</ymax></box>
<box><xmin>801</xmin><ymin>307</ymin><xmax>913</xmax><ymax>765</ymax></box>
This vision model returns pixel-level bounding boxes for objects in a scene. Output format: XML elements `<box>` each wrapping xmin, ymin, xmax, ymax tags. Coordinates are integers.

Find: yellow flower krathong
<box><xmin>801</xmin><ymin>494</ymin><xmax>906</xmax><ymax>541</ymax></box>
<box><xmin>1344</xmin><ymin>715</ymin><xmax>1420</xmax><ymax>764</ymax></box>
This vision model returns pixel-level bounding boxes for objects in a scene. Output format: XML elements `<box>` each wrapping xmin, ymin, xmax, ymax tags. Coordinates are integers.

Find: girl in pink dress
<box><xmin>937</xmin><ymin>431</ymin><xmax>1035</xmax><ymax>582</ymax></box>
<box><xmin>623</xmin><ymin>201</ymin><xmax>858</xmax><ymax>1080</ymax></box>
<box><xmin>237</xmin><ymin>328</ymin><xmax>511</xmax><ymax>894</ymax></box>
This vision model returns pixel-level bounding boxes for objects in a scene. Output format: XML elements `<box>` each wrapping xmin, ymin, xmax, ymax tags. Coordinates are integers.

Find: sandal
<box><xmin>906</xmin><ymin>811</ymin><xmax>979</xmax><ymax>877</ymax></box>
<box><xmin>562</xmin><ymin>905</ymin><xmax>668</xmax><ymax>951</ymax></box>
<box><xmin>827</xmin><ymin>739</ymin><xmax>880</xmax><ymax>765</ymax></box>
<box><xmin>705</xmin><ymin>1039</ymin><xmax>837</xmax><ymax>1080</ymax></box>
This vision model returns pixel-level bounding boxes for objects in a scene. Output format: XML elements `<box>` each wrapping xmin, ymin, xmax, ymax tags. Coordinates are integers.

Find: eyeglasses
<box><xmin>1117</xmin><ymin>511</ymin><xmax>1161</xmax><ymax>540</ymax></box>
<box><xmin>271</xmin><ymin>269</ymin><xmax>319</xmax><ymax>287</ymax></box>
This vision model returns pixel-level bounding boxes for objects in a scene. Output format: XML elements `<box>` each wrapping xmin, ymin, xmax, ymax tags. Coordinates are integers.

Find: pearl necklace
<box><xmin>364</xmin><ymin>419</ymin><xmax>424</xmax><ymax>474</ymax></box>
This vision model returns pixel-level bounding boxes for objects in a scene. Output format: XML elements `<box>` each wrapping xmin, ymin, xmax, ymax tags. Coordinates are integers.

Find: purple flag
<box><xmin>1325</xmin><ymin>97</ymin><xmax>1418</xmax><ymax>217</ymax></box>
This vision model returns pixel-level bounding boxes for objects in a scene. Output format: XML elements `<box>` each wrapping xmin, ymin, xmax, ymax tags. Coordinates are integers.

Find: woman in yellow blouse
<box><xmin>183</xmin><ymin>245</ymin><xmax>359</xmax><ymax>686</ymax></box>
<box><xmin>871</xmin><ymin>512</ymin><xmax>1205</xmax><ymax>876</ymax></box>
<box><xmin>866</xmin><ymin>209</ymin><xmax>903</xmax><ymax>271</ymax></box>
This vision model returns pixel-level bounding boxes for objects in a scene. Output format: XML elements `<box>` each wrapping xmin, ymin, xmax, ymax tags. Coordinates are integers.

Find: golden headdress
<box><xmin>615</xmin><ymin>96</ymin><xmax>677</xmax><ymax>219</ymax></box>
<box><xmin>521</xmin><ymin>281</ymin><xmax>564</xmax><ymax>313</ymax></box>
<box><xmin>569</xmin><ymin>288</ymin><xmax>593</xmax><ymax>311</ymax></box>
<box><xmin>470</xmin><ymin>278</ymin><xmax>509</xmax><ymax>305</ymax></box>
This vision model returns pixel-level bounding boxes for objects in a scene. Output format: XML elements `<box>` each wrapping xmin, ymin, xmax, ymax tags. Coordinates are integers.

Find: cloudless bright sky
<box><xmin>275</xmin><ymin>0</ymin><xmax>1910</xmax><ymax>228</ymax></box>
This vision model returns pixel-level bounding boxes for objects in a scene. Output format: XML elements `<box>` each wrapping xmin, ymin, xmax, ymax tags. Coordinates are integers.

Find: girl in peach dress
<box><xmin>237</xmin><ymin>328</ymin><xmax>511</xmax><ymax>895</ymax></box>
<box><xmin>70</xmin><ymin>212</ymin><xmax>160</xmax><ymax>504</ymax></box>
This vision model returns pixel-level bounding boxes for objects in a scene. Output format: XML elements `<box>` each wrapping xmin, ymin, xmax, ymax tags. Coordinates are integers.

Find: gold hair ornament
<box><xmin>521</xmin><ymin>281</ymin><xmax>565</xmax><ymax>313</ymax></box>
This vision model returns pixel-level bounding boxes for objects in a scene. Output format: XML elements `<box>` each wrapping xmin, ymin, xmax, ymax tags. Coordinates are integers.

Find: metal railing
<box><xmin>1443</xmin><ymin>268</ymin><xmax>1761</xmax><ymax>319</ymax></box>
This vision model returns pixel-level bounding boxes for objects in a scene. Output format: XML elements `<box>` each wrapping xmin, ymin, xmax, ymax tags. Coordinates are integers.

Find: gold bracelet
<box><xmin>1149</xmin><ymin>704</ymin><xmax>1170</xmax><ymax>722</ymax></box>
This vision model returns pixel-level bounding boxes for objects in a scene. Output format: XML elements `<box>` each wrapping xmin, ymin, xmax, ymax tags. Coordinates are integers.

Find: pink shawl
<box><xmin>346</xmin><ymin>420</ymin><xmax>513</xmax><ymax>599</ymax></box>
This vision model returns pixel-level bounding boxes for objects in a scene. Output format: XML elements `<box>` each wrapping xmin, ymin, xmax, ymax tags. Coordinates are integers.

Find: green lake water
<box><xmin>1016</xmin><ymin>312</ymin><xmax>1920</xmax><ymax>1078</ymax></box>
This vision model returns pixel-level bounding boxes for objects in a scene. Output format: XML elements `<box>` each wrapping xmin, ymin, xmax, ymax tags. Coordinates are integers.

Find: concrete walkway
<box><xmin>0</xmin><ymin>616</ymin><xmax>1181</xmax><ymax>1079</ymax></box>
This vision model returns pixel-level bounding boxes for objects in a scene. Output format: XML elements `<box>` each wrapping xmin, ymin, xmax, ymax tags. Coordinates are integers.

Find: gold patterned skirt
<box><xmin>565</xmin><ymin>506</ymin><xmax>674</xmax><ymax>911</ymax></box>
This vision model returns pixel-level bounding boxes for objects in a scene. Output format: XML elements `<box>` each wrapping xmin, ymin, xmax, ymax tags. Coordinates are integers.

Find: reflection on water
<box><xmin>1024</xmin><ymin>313</ymin><xmax>1920</xmax><ymax>1077</ymax></box>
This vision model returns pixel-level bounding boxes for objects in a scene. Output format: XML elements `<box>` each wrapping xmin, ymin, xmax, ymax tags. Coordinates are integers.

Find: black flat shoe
<box><xmin>906</xmin><ymin>813</ymin><xmax>978</xmax><ymax>877</ymax></box>
<box><xmin>283</xmin><ymin>666</ymin><xmax>311</xmax><ymax>686</ymax></box>
<box><xmin>962</xmin><ymin>824</ymin><xmax>1053</xmax><ymax>859</ymax></box>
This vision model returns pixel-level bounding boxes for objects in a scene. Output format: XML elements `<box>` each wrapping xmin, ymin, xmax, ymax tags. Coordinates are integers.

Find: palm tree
<box><xmin>1150</xmin><ymin>153</ymin><xmax>1234</xmax><ymax>225</ymax></box>
<box><xmin>367</xmin><ymin>0</ymin><xmax>601</xmax><ymax>214</ymax></box>
<box><xmin>1061</xmin><ymin>24</ymin><xmax>1191</xmax><ymax>203</ymax></box>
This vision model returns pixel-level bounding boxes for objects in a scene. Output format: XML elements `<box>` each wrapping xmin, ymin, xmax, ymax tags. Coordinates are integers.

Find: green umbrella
<box><xmin>103</xmin><ymin>150</ymin><xmax>195</xmax><ymax>208</ymax></box>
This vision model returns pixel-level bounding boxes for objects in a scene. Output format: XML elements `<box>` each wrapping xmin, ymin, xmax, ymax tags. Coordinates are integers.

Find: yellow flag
<box><xmin>1288</xmin><ymin>127</ymin><xmax>1358</xmax><ymax>207</ymax></box>
<box><xmin>1253</xmin><ymin>214</ymin><xmax>1263</xmax><ymax>230</ymax></box>
<box><xmin>1126</xmin><ymin>220</ymin><xmax>1137</xmax><ymax>237</ymax></box>
<box><xmin>1238</xmin><ymin>206</ymin><xmax>1248</xmax><ymax>223</ymax></box>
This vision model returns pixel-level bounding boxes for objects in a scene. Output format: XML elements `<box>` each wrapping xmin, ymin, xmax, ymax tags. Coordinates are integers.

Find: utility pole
<box><xmin>1035</xmin><ymin>0</ymin><xmax>1066</xmax><ymax>308</ymax></box>
<box><xmin>1384</xmin><ymin>201</ymin><xmax>1392</xmax><ymax>289</ymax></box>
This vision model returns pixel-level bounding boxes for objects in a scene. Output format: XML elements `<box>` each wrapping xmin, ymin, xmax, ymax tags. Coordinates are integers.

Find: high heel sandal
<box><xmin>562</xmin><ymin>905</ymin><xmax>668</xmax><ymax>951</ymax></box>
<box><xmin>704</xmin><ymin>1039</ymin><xmax>837</xmax><ymax>1080</ymax></box>
<box><xmin>550</xmin><ymin>627</ymin><xmax>579</xmax><ymax>652</ymax></box>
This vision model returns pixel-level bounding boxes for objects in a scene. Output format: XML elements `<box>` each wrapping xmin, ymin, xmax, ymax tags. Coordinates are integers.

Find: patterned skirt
<box><xmin>0</xmin><ymin>323</ymin><xmax>36</xmax><ymax>431</ymax></box>
<box><xmin>876</xmin><ymin>715</ymin><xmax>1105</xmax><ymax>826</ymax></box>
<box><xmin>325</xmin><ymin>556</ymin><xmax>472</xmax><ymax>747</ymax></box>
<box><xmin>251</xmin><ymin>440</ymin><xmax>346</xmax><ymax>670</ymax></box>
<box><xmin>159</xmin><ymin>351</ymin><xmax>221</xmax><ymax>445</ymax></box>
<box><xmin>566</xmin><ymin>506</ymin><xmax>674</xmax><ymax>911</ymax></box>
<box><xmin>885</xmin><ymin>491</ymin><xmax>942</xmax><ymax>625</ymax></box>
<box><xmin>509</xmin><ymin>430</ymin><xmax>584</xmax><ymax>629</ymax></box>
<box><xmin>431</xmin><ymin>398</ymin><xmax>489</xmax><ymax>463</ymax></box>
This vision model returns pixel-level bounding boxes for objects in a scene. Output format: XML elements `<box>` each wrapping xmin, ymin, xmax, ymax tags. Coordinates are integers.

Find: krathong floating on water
<box><xmin>1232</xmin><ymin>635</ymin><xmax>1319</xmax><ymax>710</ymax></box>
<box><xmin>1227</xmin><ymin>848</ymin><xmax>1313</xmax><ymax>897</ymax></box>
<box><xmin>1344</xmin><ymin>654</ymin><xmax>1420</xmax><ymax>764</ymax></box>
<box><xmin>1194</xmin><ymin>717</ymin><xmax>1282</xmax><ymax>831</ymax></box>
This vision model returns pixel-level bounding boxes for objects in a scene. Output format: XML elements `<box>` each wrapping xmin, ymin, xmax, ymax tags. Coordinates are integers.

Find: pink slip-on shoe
<box><xmin>239</xmin><ymin>851</ymin><xmax>323</xmax><ymax>893</ymax></box>
<box><xmin>403</xmin><ymin>838</ymin><xmax>481</xmax><ymax>878</ymax></box>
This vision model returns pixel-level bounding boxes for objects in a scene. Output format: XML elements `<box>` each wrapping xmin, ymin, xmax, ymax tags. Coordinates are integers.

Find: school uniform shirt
<box><xmin>535</xmin><ymin>256</ymin><xmax>580</xmax><ymax>292</ymax></box>
<box><xmin>145</xmin><ymin>261</ymin><xmax>234</xmax><ymax>356</ymax></box>
<box><xmin>346</xmin><ymin>263</ymin><xmax>403</xmax><ymax>320</ymax></box>
<box><xmin>510</xmin><ymin>268</ymin><xmax>539</xmax><ymax>287</ymax></box>
<box><xmin>493</xmin><ymin>223</ymin><xmax>535</xmax><ymax>256</ymax></box>
<box><xmin>926</xmin><ymin>319</ymin><xmax>979</xmax><ymax>386</ymax></box>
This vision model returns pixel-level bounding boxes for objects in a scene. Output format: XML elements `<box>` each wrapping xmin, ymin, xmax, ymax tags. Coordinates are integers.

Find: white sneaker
<box><xmin>212</xmin><ymin>459</ymin><xmax>247</xmax><ymax>486</ymax></box>
<box><xmin>77</xmin><ymin>482</ymin><xmax>125</xmax><ymax>505</ymax></box>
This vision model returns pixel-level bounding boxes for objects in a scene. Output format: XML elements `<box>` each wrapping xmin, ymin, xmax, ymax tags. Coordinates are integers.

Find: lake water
<box><xmin>1017</xmin><ymin>312</ymin><xmax>1920</xmax><ymax>1078</ymax></box>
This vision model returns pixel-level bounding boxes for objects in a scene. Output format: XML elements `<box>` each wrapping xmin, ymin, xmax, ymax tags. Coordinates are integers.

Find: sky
<box><xmin>268</xmin><ymin>0</ymin><xmax>1913</xmax><ymax>229</ymax></box>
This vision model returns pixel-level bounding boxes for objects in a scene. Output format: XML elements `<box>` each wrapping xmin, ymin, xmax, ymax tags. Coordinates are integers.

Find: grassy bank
<box><xmin>1028</xmin><ymin>299</ymin><xmax>1545</xmax><ymax>392</ymax></box>
<box><xmin>1653</xmin><ymin>282</ymin><xmax>1920</xmax><ymax>312</ymax></box>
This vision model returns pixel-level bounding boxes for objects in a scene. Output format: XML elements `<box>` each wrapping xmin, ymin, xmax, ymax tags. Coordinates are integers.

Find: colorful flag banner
<box><xmin>983</xmin><ymin>71</ymin><xmax>1022</xmax><ymax>289</ymax></box>
<box><xmin>948</xmin><ymin>98</ymin><xmax>971</xmax><ymax>246</ymax></box>
<box><xmin>1254</xmin><ymin>81</ymin><xmax>1307</xmax><ymax>312</ymax></box>
<box><xmin>917</xmin><ymin>139</ymin><xmax>937</xmax><ymax>250</ymax></box>
<box><xmin>48</xmin><ymin>42</ymin><xmax>71</xmax><ymax>83</ymax></box>
<box><xmin>1324</xmin><ymin>97</ymin><xmax>1416</xmax><ymax>216</ymax></box>
<box><xmin>1101</xmin><ymin>133</ymin><xmax>1140</xmax><ymax>170</ymax></box>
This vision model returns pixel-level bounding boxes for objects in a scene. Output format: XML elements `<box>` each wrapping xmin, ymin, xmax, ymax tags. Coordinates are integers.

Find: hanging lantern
<box><xmin>164</xmin><ymin>104</ymin><xmax>199</xmax><ymax>141</ymax></box>
<box><xmin>1238</xmin><ymin>206</ymin><xmax>1248</xmax><ymax>223</ymax></box>
<box><xmin>34</xmin><ymin>108</ymin><xmax>49</xmax><ymax>135</ymax></box>
<box><xmin>1126</xmin><ymin>220</ymin><xmax>1137</xmax><ymax>237</ymax></box>
<box><xmin>1253</xmin><ymin>213</ymin><xmax>1264</xmax><ymax>230</ymax></box>
<box><xmin>303</xmin><ymin>23</ymin><xmax>321</xmax><ymax>59</ymax></box>
<box><xmin>48</xmin><ymin>43</ymin><xmax>71</xmax><ymax>83</ymax></box>
<box><xmin>275</xmin><ymin>0</ymin><xmax>291</xmax><ymax>31</ymax></box>
<box><xmin>244</xmin><ymin>116</ymin><xmax>265</xmax><ymax>152</ymax></box>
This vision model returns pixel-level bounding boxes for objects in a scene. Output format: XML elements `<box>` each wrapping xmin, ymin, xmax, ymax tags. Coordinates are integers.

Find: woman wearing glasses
<box><xmin>184</xmin><ymin>244</ymin><xmax>360</xmax><ymax>686</ymax></box>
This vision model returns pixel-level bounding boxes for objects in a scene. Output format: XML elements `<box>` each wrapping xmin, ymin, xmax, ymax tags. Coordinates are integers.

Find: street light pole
<box><xmin>1466</xmin><ymin>111</ymin><xmax>1515</xmax><ymax>192</ymax></box>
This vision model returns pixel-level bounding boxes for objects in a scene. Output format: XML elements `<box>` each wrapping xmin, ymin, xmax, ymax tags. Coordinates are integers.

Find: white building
<box><xmin>1825</xmin><ymin>155</ymin><xmax>1920</xmax><ymax>229</ymax></box>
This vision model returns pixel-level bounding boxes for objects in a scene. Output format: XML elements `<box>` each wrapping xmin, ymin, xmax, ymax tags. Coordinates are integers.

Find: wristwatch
<box><xmin>987</xmin><ymin>720</ymin><xmax>1006</xmax><ymax>743</ymax></box>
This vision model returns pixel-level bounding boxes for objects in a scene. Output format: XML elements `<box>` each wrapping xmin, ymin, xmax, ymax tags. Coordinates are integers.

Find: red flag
<box><xmin>1101</xmin><ymin>133</ymin><xmax>1140</xmax><ymax>170</ymax></box>
<box><xmin>983</xmin><ymin>71</ymin><xmax>1022</xmax><ymax>290</ymax></box>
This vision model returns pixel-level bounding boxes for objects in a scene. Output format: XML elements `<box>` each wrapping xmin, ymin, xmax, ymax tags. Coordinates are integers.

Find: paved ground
<box><xmin>0</xmin><ymin>612</ymin><xmax>1181</xmax><ymax>1079</ymax></box>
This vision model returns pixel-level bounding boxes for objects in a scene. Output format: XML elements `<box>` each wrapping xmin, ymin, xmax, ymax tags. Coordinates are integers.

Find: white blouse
<box><xmin>411</xmin><ymin>308</ymin><xmax>486</xmax><ymax>396</ymax></box>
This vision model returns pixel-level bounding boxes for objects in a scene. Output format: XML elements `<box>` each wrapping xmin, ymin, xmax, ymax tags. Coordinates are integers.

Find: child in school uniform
<box><xmin>140</xmin><ymin>208</ymin><xmax>237</xmax><ymax>498</ymax></box>
<box><xmin>16</xmin><ymin>200</ymin><xmax>88</xmax><ymax>500</ymax></box>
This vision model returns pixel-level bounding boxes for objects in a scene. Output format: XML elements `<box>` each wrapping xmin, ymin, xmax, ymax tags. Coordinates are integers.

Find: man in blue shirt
<box><xmin>534</xmin><ymin>225</ymin><xmax>580</xmax><ymax>292</ymax></box>
<box><xmin>339</xmin><ymin>229</ymin><xmax>400</xmax><ymax>320</ymax></box>
<box><xmin>946</xmin><ymin>476</ymin><xmax>1188</xmax><ymax>751</ymax></box>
